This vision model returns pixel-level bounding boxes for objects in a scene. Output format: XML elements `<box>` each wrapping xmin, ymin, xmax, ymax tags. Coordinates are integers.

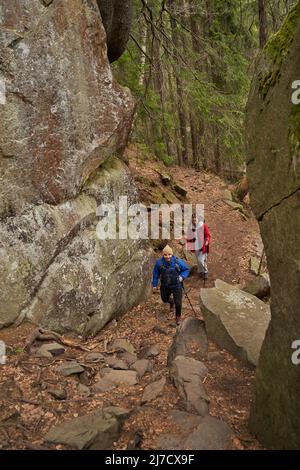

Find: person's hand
<box><xmin>205</xmin><ymin>240</ymin><xmax>209</xmax><ymax>246</ymax></box>
<box><xmin>179</xmin><ymin>276</ymin><xmax>183</xmax><ymax>283</ymax></box>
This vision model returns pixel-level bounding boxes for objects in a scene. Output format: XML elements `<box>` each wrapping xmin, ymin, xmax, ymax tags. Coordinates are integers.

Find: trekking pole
<box><xmin>182</xmin><ymin>283</ymin><xmax>198</xmax><ymax>317</ymax></box>
<box><xmin>203</xmin><ymin>251</ymin><xmax>208</xmax><ymax>287</ymax></box>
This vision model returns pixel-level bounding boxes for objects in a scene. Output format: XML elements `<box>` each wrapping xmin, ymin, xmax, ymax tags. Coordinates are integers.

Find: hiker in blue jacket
<box><xmin>152</xmin><ymin>245</ymin><xmax>190</xmax><ymax>325</ymax></box>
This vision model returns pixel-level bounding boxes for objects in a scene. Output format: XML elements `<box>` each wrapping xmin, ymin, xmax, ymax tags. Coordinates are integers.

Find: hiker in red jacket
<box><xmin>185</xmin><ymin>213</ymin><xmax>211</xmax><ymax>279</ymax></box>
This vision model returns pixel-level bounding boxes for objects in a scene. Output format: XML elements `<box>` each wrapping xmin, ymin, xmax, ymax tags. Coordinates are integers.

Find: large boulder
<box><xmin>245</xmin><ymin>3</ymin><xmax>300</xmax><ymax>448</ymax></box>
<box><xmin>199</xmin><ymin>280</ymin><xmax>271</xmax><ymax>366</ymax></box>
<box><xmin>0</xmin><ymin>1</ymin><xmax>152</xmax><ymax>335</ymax></box>
<box><xmin>0</xmin><ymin>157</ymin><xmax>153</xmax><ymax>335</ymax></box>
<box><xmin>0</xmin><ymin>0</ymin><xmax>134</xmax><ymax>215</ymax></box>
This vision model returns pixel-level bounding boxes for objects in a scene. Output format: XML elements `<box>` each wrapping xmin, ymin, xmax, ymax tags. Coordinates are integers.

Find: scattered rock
<box><xmin>34</xmin><ymin>349</ymin><xmax>53</xmax><ymax>359</ymax></box>
<box><xmin>169</xmin><ymin>356</ymin><xmax>209</xmax><ymax>416</ymax></box>
<box><xmin>199</xmin><ymin>280</ymin><xmax>271</xmax><ymax>366</ymax></box>
<box><xmin>78</xmin><ymin>370</ymin><xmax>91</xmax><ymax>386</ymax></box>
<box><xmin>183</xmin><ymin>416</ymin><xmax>233</xmax><ymax>450</ymax></box>
<box><xmin>47</xmin><ymin>389</ymin><xmax>67</xmax><ymax>401</ymax></box>
<box><xmin>141</xmin><ymin>377</ymin><xmax>166</xmax><ymax>404</ymax></box>
<box><xmin>104</xmin><ymin>357</ymin><xmax>129</xmax><ymax>370</ymax></box>
<box><xmin>110</xmin><ymin>339</ymin><xmax>135</xmax><ymax>354</ymax></box>
<box><xmin>104</xmin><ymin>370</ymin><xmax>138</xmax><ymax>386</ymax></box>
<box><xmin>131</xmin><ymin>359</ymin><xmax>152</xmax><ymax>378</ymax></box>
<box><xmin>242</xmin><ymin>274</ymin><xmax>270</xmax><ymax>299</ymax></box>
<box><xmin>85</xmin><ymin>353</ymin><xmax>106</xmax><ymax>363</ymax></box>
<box><xmin>173</xmin><ymin>183</ymin><xmax>187</xmax><ymax>197</ymax></box>
<box><xmin>138</xmin><ymin>344</ymin><xmax>160</xmax><ymax>359</ymax></box>
<box><xmin>93</xmin><ymin>378</ymin><xmax>116</xmax><ymax>393</ymax></box>
<box><xmin>57</xmin><ymin>361</ymin><xmax>85</xmax><ymax>377</ymax></box>
<box><xmin>167</xmin><ymin>410</ymin><xmax>202</xmax><ymax>434</ymax></box>
<box><xmin>118</xmin><ymin>351</ymin><xmax>138</xmax><ymax>366</ymax></box>
<box><xmin>77</xmin><ymin>384</ymin><xmax>91</xmax><ymax>397</ymax></box>
<box><xmin>167</xmin><ymin>317</ymin><xmax>208</xmax><ymax>366</ymax></box>
<box><xmin>152</xmin><ymin>326</ymin><xmax>168</xmax><ymax>335</ymax></box>
<box><xmin>158</xmin><ymin>172</ymin><xmax>171</xmax><ymax>185</ymax></box>
<box><xmin>156</xmin><ymin>410</ymin><xmax>234</xmax><ymax>450</ymax></box>
<box><xmin>36</xmin><ymin>342</ymin><xmax>65</xmax><ymax>357</ymax></box>
<box><xmin>45</xmin><ymin>407</ymin><xmax>129</xmax><ymax>450</ymax></box>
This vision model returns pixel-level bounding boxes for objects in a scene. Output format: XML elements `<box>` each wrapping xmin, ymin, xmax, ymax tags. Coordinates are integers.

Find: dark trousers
<box><xmin>160</xmin><ymin>285</ymin><xmax>182</xmax><ymax>317</ymax></box>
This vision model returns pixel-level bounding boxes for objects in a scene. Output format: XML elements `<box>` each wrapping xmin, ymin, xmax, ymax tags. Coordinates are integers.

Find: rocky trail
<box><xmin>0</xmin><ymin>148</ymin><xmax>266</xmax><ymax>450</ymax></box>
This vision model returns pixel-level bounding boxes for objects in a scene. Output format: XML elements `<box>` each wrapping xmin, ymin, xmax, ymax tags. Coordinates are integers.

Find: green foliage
<box><xmin>265</xmin><ymin>1</ymin><xmax>300</xmax><ymax>65</ymax></box>
<box><xmin>259</xmin><ymin>1</ymin><xmax>300</xmax><ymax>100</ymax></box>
<box><xmin>112</xmin><ymin>0</ymin><xmax>296</xmax><ymax>174</ymax></box>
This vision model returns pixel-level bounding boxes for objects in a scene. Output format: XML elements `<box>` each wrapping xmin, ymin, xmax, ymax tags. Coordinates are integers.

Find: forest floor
<box><xmin>0</xmin><ymin>146</ymin><xmax>264</xmax><ymax>450</ymax></box>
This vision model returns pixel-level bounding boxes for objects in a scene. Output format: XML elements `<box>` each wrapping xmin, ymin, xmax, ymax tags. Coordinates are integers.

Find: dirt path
<box><xmin>0</xmin><ymin>148</ymin><xmax>264</xmax><ymax>450</ymax></box>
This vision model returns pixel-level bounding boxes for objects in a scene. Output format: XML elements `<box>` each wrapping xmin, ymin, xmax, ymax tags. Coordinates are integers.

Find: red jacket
<box><xmin>185</xmin><ymin>222</ymin><xmax>211</xmax><ymax>254</ymax></box>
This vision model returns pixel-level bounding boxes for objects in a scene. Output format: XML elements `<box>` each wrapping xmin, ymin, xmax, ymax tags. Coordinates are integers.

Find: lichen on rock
<box><xmin>0</xmin><ymin>1</ymin><xmax>152</xmax><ymax>336</ymax></box>
<box><xmin>246</xmin><ymin>1</ymin><xmax>300</xmax><ymax>449</ymax></box>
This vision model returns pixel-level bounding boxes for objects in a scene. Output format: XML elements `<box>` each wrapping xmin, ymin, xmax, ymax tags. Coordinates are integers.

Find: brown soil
<box><xmin>0</xmin><ymin>145</ymin><xmax>264</xmax><ymax>450</ymax></box>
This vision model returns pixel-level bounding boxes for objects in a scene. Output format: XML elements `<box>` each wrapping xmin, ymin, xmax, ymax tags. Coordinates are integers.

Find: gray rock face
<box><xmin>0</xmin><ymin>1</ymin><xmax>153</xmax><ymax>335</ymax></box>
<box><xmin>167</xmin><ymin>317</ymin><xmax>208</xmax><ymax>366</ymax></box>
<box><xmin>45</xmin><ymin>406</ymin><xmax>129</xmax><ymax>449</ymax></box>
<box><xmin>199</xmin><ymin>280</ymin><xmax>271</xmax><ymax>366</ymax></box>
<box><xmin>0</xmin><ymin>0</ymin><xmax>134</xmax><ymax>213</ymax></box>
<box><xmin>169</xmin><ymin>356</ymin><xmax>209</xmax><ymax>416</ymax></box>
<box><xmin>0</xmin><ymin>158</ymin><xmax>153</xmax><ymax>334</ymax></box>
<box><xmin>245</xmin><ymin>3</ymin><xmax>300</xmax><ymax>449</ymax></box>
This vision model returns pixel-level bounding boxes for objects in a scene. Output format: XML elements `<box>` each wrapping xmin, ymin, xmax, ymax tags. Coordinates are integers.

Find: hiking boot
<box><xmin>175</xmin><ymin>315</ymin><xmax>181</xmax><ymax>325</ymax></box>
<box><xmin>203</xmin><ymin>273</ymin><xmax>208</xmax><ymax>280</ymax></box>
<box><xmin>169</xmin><ymin>299</ymin><xmax>174</xmax><ymax>313</ymax></box>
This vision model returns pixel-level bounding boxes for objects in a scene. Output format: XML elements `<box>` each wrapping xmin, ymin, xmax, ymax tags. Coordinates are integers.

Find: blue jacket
<box><xmin>152</xmin><ymin>256</ymin><xmax>190</xmax><ymax>288</ymax></box>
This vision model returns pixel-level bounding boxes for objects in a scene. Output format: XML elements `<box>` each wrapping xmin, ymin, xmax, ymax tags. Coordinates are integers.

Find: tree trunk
<box><xmin>152</xmin><ymin>36</ymin><xmax>172</xmax><ymax>157</ymax></box>
<box><xmin>167</xmin><ymin>0</ymin><xmax>189</xmax><ymax>166</ymax></box>
<box><xmin>258</xmin><ymin>0</ymin><xmax>268</xmax><ymax>48</ymax></box>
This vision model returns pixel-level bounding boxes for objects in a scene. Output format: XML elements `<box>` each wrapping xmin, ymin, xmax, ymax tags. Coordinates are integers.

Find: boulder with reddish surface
<box><xmin>0</xmin><ymin>1</ymin><xmax>152</xmax><ymax>335</ymax></box>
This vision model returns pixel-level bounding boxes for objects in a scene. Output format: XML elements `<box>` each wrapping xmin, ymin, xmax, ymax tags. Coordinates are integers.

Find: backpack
<box><xmin>159</xmin><ymin>257</ymin><xmax>181</xmax><ymax>288</ymax></box>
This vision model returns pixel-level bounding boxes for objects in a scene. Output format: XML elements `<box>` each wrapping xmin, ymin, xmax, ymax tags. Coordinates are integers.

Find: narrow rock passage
<box><xmin>0</xmin><ymin>154</ymin><xmax>263</xmax><ymax>450</ymax></box>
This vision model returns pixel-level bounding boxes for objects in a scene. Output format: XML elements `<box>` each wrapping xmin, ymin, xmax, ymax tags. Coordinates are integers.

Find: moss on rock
<box><xmin>259</xmin><ymin>2</ymin><xmax>300</xmax><ymax>100</ymax></box>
